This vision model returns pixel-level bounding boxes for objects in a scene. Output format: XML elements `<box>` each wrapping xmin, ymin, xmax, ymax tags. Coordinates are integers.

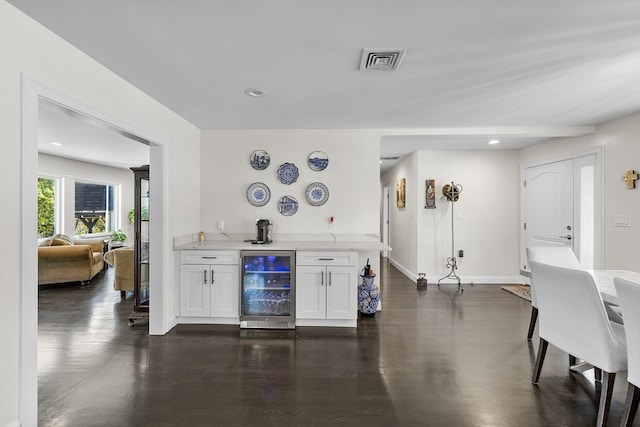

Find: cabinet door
<box><xmin>210</xmin><ymin>264</ymin><xmax>239</xmax><ymax>318</ymax></box>
<box><xmin>326</xmin><ymin>266</ymin><xmax>357</xmax><ymax>320</ymax></box>
<box><xmin>180</xmin><ymin>265</ymin><xmax>211</xmax><ymax>317</ymax></box>
<box><xmin>296</xmin><ymin>266</ymin><xmax>326</xmax><ymax>319</ymax></box>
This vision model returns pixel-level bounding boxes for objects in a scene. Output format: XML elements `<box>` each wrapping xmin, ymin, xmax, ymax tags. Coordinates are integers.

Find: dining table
<box><xmin>588</xmin><ymin>269</ymin><xmax>640</xmax><ymax>305</ymax></box>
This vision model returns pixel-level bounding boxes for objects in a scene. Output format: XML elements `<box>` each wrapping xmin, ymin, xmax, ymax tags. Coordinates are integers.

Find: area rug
<box><xmin>501</xmin><ymin>284</ymin><xmax>531</xmax><ymax>302</ymax></box>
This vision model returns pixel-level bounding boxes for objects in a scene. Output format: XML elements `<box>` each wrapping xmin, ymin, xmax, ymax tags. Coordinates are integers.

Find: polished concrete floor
<box><xmin>38</xmin><ymin>260</ymin><xmax>638</xmax><ymax>427</ymax></box>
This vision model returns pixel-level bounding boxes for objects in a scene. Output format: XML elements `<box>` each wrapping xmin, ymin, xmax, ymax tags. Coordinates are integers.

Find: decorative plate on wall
<box><xmin>308</xmin><ymin>151</ymin><xmax>329</xmax><ymax>171</ymax></box>
<box><xmin>278</xmin><ymin>195</ymin><xmax>299</xmax><ymax>216</ymax></box>
<box><xmin>250</xmin><ymin>150</ymin><xmax>270</xmax><ymax>171</ymax></box>
<box><xmin>246</xmin><ymin>182</ymin><xmax>271</xmax><ymax>207</ymax></box>
<box><xmin>305</xmin><ymin>182</ymin><xmax>329</xmax><ymax>206</ymax></box>
<box><xmin>277</xmin><ymin>162</ymin><xmax>299</xmax><ymax>185</ymax></box>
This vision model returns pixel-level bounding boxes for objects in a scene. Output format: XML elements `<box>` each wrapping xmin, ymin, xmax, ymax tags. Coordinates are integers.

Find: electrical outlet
<box><xmin>614</xmin><ymin>215</ymin><xmax>631</xmax><ymax>227</ymax></box>
<box><xmin>217</xmin><ymin>220</ymin><xmax>225</xmax><ymax>231</ymax></box>
<box><xmin>458</xmin><ymin>249</ymin><xmax>464</xmax><ymax>258</ymax></box>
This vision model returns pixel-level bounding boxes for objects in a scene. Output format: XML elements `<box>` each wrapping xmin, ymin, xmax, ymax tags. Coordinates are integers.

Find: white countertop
<box><xmin>174</xmin><ymin>239</ymin><xmax>390</xmax><ymax>252</ymax></box>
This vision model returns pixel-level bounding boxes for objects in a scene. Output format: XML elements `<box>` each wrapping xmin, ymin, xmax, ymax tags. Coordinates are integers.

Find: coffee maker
<box><xmin>254</xmin><ymin>219</ymin><xmax>272</xmax><ymax>244</ymax></box>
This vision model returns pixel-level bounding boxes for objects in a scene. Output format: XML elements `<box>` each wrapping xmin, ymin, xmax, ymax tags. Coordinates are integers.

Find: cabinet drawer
<box><xmin>296</xmin><ymin>251</ymin><xmax>356</xmax><ymax>266</ymax></box>
<box><xmin>180</xmin><ymin>250</ymin><xmax>239</xmax><ymax>265</ymax></box>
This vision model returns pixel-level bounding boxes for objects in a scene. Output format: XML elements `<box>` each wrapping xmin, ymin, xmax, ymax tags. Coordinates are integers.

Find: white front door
<box><xmin>523</xmin><ymin>159</ymin><xmax>574</xmax><ymax>270</ymax></box>
<box><xmin>522</xmin><ymin>151</ymin><xmax>601</xmax><ymax>271</ymax></box>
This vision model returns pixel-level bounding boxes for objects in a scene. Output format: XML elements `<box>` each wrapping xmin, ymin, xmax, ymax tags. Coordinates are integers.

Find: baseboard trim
<box><xmin>388</xmin><ymin>258</ymin><xmax>523</xmax><ymax>284</ymax></box>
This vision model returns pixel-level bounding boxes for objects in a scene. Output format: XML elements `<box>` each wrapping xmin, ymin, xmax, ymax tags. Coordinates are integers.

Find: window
<box><xmin>37</xmin><ymin>177</ymin><xmax>56</xmax><ymax>238</ymax></box>
<box><xmin>74</xmin><ymin>181</ymin><xmax>116</xmax><ymax>235</ymax></box>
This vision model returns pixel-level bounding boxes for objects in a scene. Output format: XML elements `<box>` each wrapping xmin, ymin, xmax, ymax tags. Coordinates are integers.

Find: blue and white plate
<box><xmin>250</xmin><ymin>150</ymin><xmax>270</xmax><ymax>170</ymax></box>
<box><xmin>305</xmin><ymin>182</ymin><xmax>329</xmax><ymax>206</ymax></box>
<box><xmin>277</xmin><ymin>162</ymin><xmax>299</xmax><ymax>185</ymax></box>
<box><xmin>246</xmin><ymin>182</ymin><xmax>271</xmax><ymax>207</ymax></box>
<box><xmin>308</xmin><ymin>151</ymin><xmax>329</xmax><ymax>171</ymax></box>
<box><xmin>278</xmin><ymin>195</ymin><xmax>298</xmax><ymax>216</ymax></box>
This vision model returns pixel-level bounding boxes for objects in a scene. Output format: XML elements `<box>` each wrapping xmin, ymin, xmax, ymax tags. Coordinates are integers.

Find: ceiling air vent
<box><xmin>360</xmin><ymin>49</ymin><xmax>406</xmax><ymax>71</ymax></box>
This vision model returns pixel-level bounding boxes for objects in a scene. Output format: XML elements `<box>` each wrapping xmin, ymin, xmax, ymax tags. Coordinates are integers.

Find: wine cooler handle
<box><xmin>203</xmin><ymin>269</ymin><xmax>207</xmax><ymax>284</ymax></box>
<box><xmin>321</xmin><ymin>270</ymin><xmax>324</xmax><ymax>286</ymax></box>
<box><xmin>211</xmin><ymin>269</ymin><xmax>215</xmax><ymax>284</ymax></box>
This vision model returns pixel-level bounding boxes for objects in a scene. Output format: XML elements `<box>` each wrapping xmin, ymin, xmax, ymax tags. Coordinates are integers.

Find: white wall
<box><xmin>38</xmin><ymin>154</ymin><xmax>138</xmax><ymax>240</ymax></box>
<box><xmin>0</xmin><ymin>2</ymin><xmax>201</xmax><ymax>425</ymax></box>
<box><xmin>382</xmin><ymin>150</ymin><xmax>521</xmax><ymax>282</ymax></box>
<box><xmin>200</xmin><ymin>129</ymin><xmax>381</xmax><ymax>235</ymax></box>
<box><xmin>380</xmin><ymin>153</ymin><xmax>419</xmax><ymax>273</ymax></box>
<box><xmin>520</xmin><ymin>112</ymin><xmax>640</xmax><ymax>270</ymax></box>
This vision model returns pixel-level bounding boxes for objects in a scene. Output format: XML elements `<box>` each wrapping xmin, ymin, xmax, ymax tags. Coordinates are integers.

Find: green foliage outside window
<box><xmin>38</xmin><ymin>178</ymin><xmax>56</xmax><ymax>238</ymax></box>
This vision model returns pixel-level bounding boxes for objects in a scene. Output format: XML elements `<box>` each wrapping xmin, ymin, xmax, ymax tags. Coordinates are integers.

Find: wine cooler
<box><xmin>240</xmin><ymin>251</ymin><xmax>296</xmax><ymax>329</ymax></box>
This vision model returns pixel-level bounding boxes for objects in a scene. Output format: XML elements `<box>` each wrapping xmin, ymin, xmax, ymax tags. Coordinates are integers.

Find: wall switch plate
<box><xmin>614</xmin><ymin>215</ymin><xmax>631</xmax><ymax>227</ymax></box>
<box><xmin>217</xmin><ymin>220</ymin><xmax>225</xmax><ymax>231</ymax></box>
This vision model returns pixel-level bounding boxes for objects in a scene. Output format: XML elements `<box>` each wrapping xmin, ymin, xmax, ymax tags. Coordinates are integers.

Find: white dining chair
<box><xmin>613</xmin><ymin>277</ymin><xmax>640</xmax><ymax>427</ymax></box>
<box><xmin>529</xmin><ymin>261</ymin><xmax>627</xmax><ymax>427</ymax></box>
<box><xmin>525</xmin><ymin>246</ymin><xmax>583</xmax><ymax>341</ymax></box>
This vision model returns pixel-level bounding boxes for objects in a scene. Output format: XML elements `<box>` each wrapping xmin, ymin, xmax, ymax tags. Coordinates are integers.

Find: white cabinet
<box><xmin>296</xmin><ymin>251</ymin><xmax>358</xmax><ymax>326</ymax></box>
<box><xmin>180</xmin><ymin>251</ymin><xmax>239</xmax><ymax>320</ymax></box>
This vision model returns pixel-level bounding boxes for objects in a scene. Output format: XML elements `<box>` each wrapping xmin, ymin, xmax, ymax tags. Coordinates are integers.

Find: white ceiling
<box><xmin>11</xmin><ymin>0</ymin><xmax>640</xmax><ymax>173</ymax></box>
<box><xmin>38</xmin><ymin>99</ymin><xmax>150</xmax><ymax>169</ymax></box>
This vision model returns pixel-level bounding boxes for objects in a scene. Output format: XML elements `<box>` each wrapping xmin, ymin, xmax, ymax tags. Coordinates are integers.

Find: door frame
<box><xmin>21</xmin><ymin>77</ymin><xmax>169</xmax><ymax>425</ymax></box>
<box><xmin>520</xmin><ymin>147</ymin><xmax>604</xmax><ymax>272</ymax></box>
<box><xmin>382</xmin><ymin>185</ymin><xmax>390</xmax><ymax>258</ymax></box>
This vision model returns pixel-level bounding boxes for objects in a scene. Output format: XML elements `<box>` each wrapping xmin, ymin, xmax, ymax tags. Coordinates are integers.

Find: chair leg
<box><xmin>596</xmin><ymin>371</ymin><xmax>616</xmax><ymax>427</ymax></box>
<box><xmin>527</xmin><ymin>306</ymin><xmax>538</xmax><ymax>341</ymax></box>
<box><xmin>594</xmin><ymin>367</ymin><xmax>602</xmax><ymax>382</ymax></box>
<box><xmin>621</xmin><ymin>384</ymin><xmax>640</xmax><ymax>427</ymax></box>
<box><xmin>532</xmin><ymin>338</ymin><xmax>548</xmax><ymax>384</ymax></box>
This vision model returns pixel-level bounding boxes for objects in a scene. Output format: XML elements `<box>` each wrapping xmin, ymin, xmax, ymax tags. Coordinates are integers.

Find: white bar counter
<box><xmin>173</xmin><ymin>232</ymin><xmax>391</xmax><ymax>252</ymax></box>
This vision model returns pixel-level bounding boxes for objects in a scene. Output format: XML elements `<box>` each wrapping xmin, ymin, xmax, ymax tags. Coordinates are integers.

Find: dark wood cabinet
<box><xmin>129</xmin><ymin>165</ymin><xmax>149</xmax><ymax>326</ymax></box>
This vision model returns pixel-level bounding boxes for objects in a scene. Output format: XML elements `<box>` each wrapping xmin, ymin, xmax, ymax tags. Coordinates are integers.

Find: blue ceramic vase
<box><xmin>358</xmin><ymin>275</ymin><xmax>379</xmax><ymax>316</ymax></box>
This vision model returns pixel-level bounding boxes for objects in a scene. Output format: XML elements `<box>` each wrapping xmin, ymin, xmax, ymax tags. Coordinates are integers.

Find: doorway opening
<box><xmin>21</xmin><ymin>78</ymin><xmax>168</xmax><ymax>425</ymax></box>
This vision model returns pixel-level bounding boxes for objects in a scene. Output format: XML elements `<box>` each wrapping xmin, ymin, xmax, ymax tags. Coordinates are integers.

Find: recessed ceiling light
<box><xmin>244</xmin><ymin>88</ymin><xmax>265</xmax><ymax>98</ymax></box>
<box><xmin>488</xmin><ymin>139</ymin><xmax>500</xmax><ymax>145</ymax></box>
<box><xmin>51</xmin><ymin>142</ymin><xmax>64</xmax><ymax>146</ymax></box>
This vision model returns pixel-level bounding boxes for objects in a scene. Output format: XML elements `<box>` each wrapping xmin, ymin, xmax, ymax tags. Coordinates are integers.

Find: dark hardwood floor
<box><xmin>38</xmin><ymin>259</ymin><xmax>637</xmax><ymax>426</ymax></box>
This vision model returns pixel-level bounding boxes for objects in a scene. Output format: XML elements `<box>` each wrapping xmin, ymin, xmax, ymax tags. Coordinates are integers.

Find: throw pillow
<box><xmin>51</xmin><ymin>234</ymin><xmax>74</xmax><ymax>246</ymax></box>
<box><xmin>38</xmin><ymin>238</ymin><xmax>53</xmax><ymax>247</ymax></box>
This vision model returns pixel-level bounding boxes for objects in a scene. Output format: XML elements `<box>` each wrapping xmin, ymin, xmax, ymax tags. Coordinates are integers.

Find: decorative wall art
<box><xmin>277</xmin><ymin>162</ymin><xmax>299</xmax><ymax>185</ymax></box>
<box><xmin>305</xmin><ymin>182</ymin><xmax>329</xmax><ymax>206</ymax></box>
<box><xmin>396</xmin><ymin>178</ymin><xmax>406</xmax><ymax>208</ymax></box>
<box><xmin>425</xmin><ymin>179</ymin><xmax>436</xmax><ymax>209</ymax></box>
<box><xmin>623</xmin><ymin>169</ymin><xmax>638</xmax><ymax>189</ymax></box>
<box><xmin>308</xmin><ymin>151</ymin><xmax>329</xmax><ymax>171</ymax></box>
<box><xmin>278</xmin><ymin>195</ymin><xmax>299</xmax><ymax>216</ymax></box>
<box><xmin>246</xmin><ymin>182</ymin><xmax>271</xmax><ymax>207</ymax></box>
<box><xmin>250</xmin><ymin>150</ymin><xmax>270</xmax><ymax>170</ymax></box>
